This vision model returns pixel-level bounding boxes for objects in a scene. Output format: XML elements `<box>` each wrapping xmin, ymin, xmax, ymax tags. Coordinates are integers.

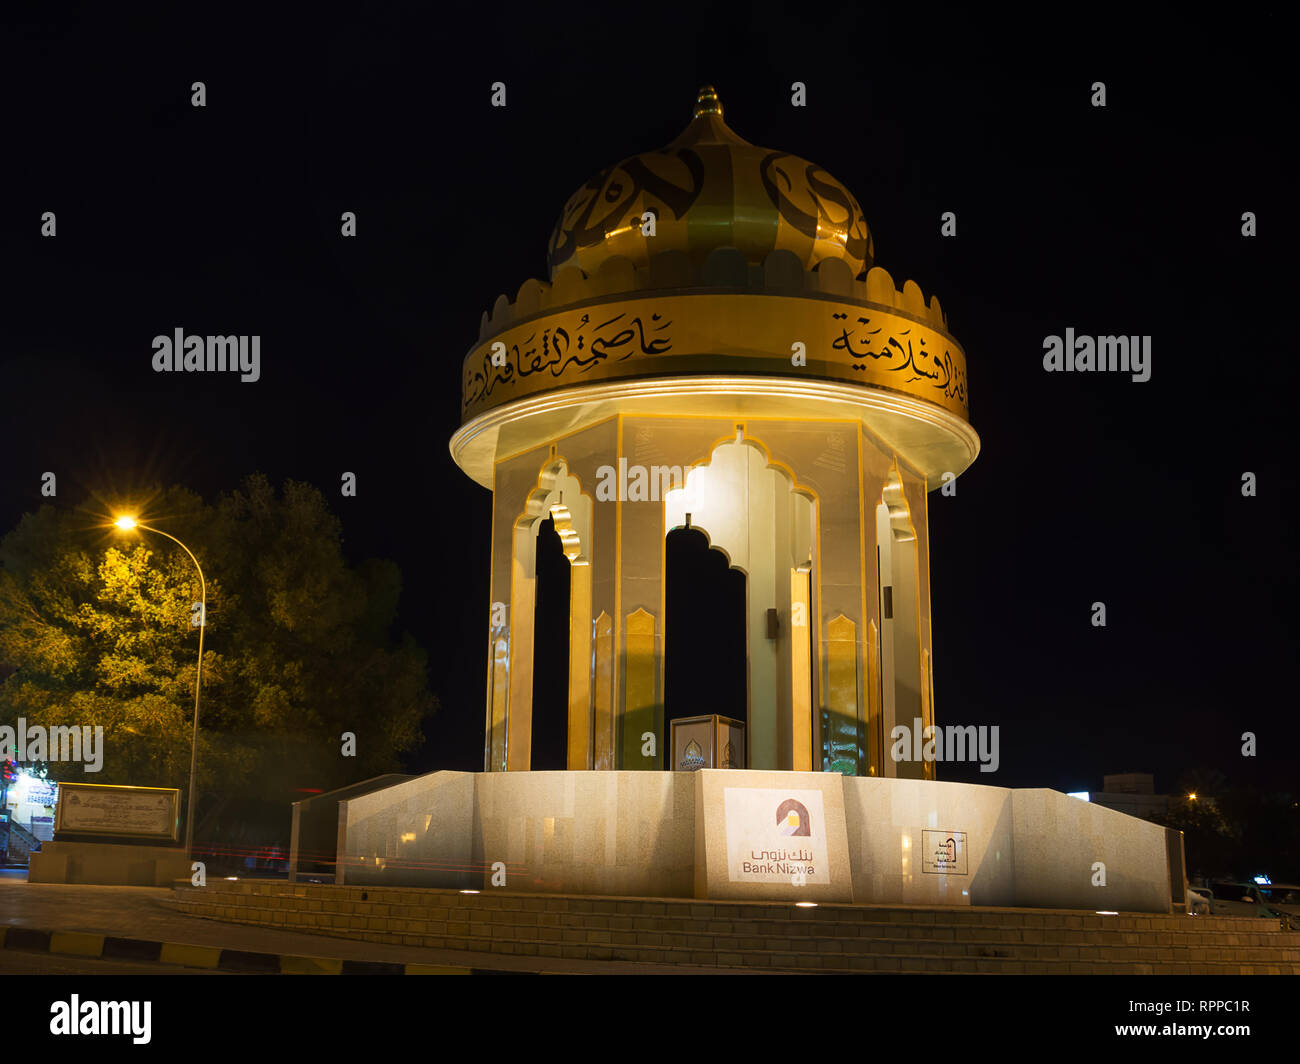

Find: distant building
<box><xmin>1088</xmin><ymin>774</ymin><xmax>1171</xmax><ymax>822</ymax></box>
<box><xmin>3</xmin><ymin>771</ymin><xmax>58</xmax><ymax>841</ymax></box>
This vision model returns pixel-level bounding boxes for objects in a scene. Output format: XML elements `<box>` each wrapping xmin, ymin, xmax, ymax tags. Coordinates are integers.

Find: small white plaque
<box><xmin>921</xmin><ymin>829</ymin><xmax>968</xmax><ymax>875</ymax></box>
<box><xmin>55</xmin><ymin>784</ymin><xmax>179</xmax><ymax>841</ymax></box>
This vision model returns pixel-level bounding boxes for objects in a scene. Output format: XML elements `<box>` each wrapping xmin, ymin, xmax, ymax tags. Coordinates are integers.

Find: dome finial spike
<box><xmin>693</xmin><ymin>85</ymin><xmax>723</xmax><ymax>120</ymax></box>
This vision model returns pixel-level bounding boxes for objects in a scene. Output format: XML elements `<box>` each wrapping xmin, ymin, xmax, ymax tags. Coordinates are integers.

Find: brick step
<box><xmin>175</xmin><ymin>883</ymin><xmax>1270</xmax><ymax>925</ymax></box>
<box><xmin>167</xmin><ymin>897</ymin><xmax>1300</xmax><ymax>968</ymax></box>
<box><xmin>166</xmin><ymin>900</ymin><xmax>1295</xmax><ymax>974</ymax></box>
<box><xmin>167</xmin><ymin>883</ymin><xmax>1299</xmax><ymax>975</ymax></box>
<box><xmin>172</xmin><ymin>886</ymin><xmax>1284</xmax><ymax>940</ymax></box>
<box><xmin>282</xmin><ymin>889</ymin><xmax>1237</xmax><ymax>926</ymax></box>
<box><xmin>170</xmin><ymin>895</ymin><xmax>1288</xmax><ymax>950</ymax></box>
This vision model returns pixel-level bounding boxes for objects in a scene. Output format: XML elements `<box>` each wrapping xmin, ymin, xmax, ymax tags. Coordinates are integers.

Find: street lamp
<box><xmin>114</xmin><ymin>515</ymin><xmax>205</xmax><ymax>857</ymax></box>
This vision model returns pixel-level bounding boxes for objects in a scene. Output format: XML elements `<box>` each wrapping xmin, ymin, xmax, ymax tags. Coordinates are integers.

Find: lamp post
<box><xmin>114</xmin><ymin>516</ymin><xmax>205</xmax><ymax>857</ymax></box>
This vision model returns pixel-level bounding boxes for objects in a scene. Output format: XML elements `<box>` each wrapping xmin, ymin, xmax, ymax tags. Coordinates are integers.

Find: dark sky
<box><xmin>1</xmin><ymin>4</ymin><xmax>1291</xmax><ymax>795</ymax></box>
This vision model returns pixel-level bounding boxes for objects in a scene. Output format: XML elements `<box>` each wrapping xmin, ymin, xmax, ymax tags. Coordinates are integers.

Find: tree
<box><xmin>1216</xmin><ymin>786</ymin><xmax>1300</xmax><ymax>885</ymax></box>
<box><xmin>1156</xmin><ymin>768</ymin><xmax>1300</xmax><ymax>883</ymax></box>
<box><xmin>0</xmin><ymin>475</ymin><xmax>435</xmax><ymax>839</ymax></box>
<box><xmin>1157</xmin><ymin>794</ymin><xmax>1236</xmax><ymax>880</ymax></box>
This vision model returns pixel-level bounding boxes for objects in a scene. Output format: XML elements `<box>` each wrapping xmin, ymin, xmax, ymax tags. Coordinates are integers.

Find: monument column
<box><xmin>616</xmin><ymin>417</ymin><xmax>666</xmax><ymax>770</ymax></box>
<box><xmin>453</xmin><ymin>86</ymin><xmax>978</xmax><ymax>781</ymax></box>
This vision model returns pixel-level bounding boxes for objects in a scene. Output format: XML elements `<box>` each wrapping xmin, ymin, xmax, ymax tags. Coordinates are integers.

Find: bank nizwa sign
<box><xmin>723</xmin><ymin>787</ymin><xmax>831</xmax><ymax>885</ymax></box>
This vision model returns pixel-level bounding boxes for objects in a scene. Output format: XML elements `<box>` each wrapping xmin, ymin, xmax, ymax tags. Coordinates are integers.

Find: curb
<box><xmin>0</xmin><ymin>925</ymin><xmax>550</xmax><ymax>975</ymax></box>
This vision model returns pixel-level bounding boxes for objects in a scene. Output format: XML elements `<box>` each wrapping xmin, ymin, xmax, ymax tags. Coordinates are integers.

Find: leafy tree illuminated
<box><xmin>0</xmin><ymin>475</ymin><xmax>434</xmax><ymax>834</ymax></box>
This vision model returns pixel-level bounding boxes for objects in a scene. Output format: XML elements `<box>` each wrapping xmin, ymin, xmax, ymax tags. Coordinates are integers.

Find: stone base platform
<box><xmin>331</xmin><ymin>769</ymin><xmax>1183</xmax><ymax>913</ymax></box>
<box><xmin>28</xmin><ymin>840</ymin><xmax>191</xmax><ymax>886</ymax></box>
<box><xmin>166</xmin><ymin>880</ymin><xmax>1300</xmax><ymax>974</ymax></box>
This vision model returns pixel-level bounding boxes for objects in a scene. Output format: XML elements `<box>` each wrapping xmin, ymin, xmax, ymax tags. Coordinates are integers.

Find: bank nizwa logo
<box><xmin>680</xmin><ymin>739</ymin><xmax>705</xmax><ymax>771</ymax></box>
<box><xmin>775</xmin><ymin>798</ymin><xmax>811</xmax><ymax>837</ymax></box>
<box><xmin>724</xmin><ymin>787</ymin><xmax>829</xmax><ymax>886</ymax></box>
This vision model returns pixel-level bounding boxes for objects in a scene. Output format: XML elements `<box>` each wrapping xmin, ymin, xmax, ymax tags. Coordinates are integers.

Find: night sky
<box><xmin>1</xmin><ymin>5</ymin><xmax>1291</xmax><ymax>796</ymax></box>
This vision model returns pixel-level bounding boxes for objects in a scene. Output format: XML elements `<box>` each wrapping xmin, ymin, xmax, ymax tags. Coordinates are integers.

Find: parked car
<box><xmin>1205</xmin><ymin>881</ymin><xmax>1298</xmax><ymax>928</ymax></box>
<box><xmin>1255</xmin><ymin>884</ymin><xmax>1300</xmax><ymax>931</ymax></box>
<box><xmin>1186</xmin><ymin>886</ymin><xmax>1212</xmax><ymax>915</ymax></box>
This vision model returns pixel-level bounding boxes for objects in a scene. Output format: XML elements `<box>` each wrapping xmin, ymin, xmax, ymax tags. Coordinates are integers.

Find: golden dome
<box><xmin>546</xmin><ymin>86</ymin><xmax>874</xmax><ymax>281</ymax></box>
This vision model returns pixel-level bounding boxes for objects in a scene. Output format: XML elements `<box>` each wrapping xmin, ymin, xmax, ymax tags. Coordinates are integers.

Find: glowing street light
<box><xmin>113</xmin><ymin>515</ymin><xmax>206</xmax><ymax>857</ymax></box>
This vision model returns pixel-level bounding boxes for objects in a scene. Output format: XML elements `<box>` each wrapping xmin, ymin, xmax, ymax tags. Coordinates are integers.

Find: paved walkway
<box><xmin>0</xmin><ymin>877</ymin><xmax>754</xmax><ymax>974</ymax></box>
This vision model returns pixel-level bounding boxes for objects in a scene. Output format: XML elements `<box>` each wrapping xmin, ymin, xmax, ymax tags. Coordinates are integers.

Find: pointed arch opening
<box><xmin>662</xmin><ymin>428</ymin><xmax>817</xmax><ymax>771</ymax></box>
<box><xmin>501</xmin><ymin>457</ymin><xmax>595</xmax><ymax>771</ymax></box>
<box><xmin>530</xmin><ymin>516</ymin><xmax>571</xmax><ymax>770</ymax></box>
<box><xmin>663</xmin><ymin>526</ymin><xmax>748</xmax><ymax>745</ymax></box>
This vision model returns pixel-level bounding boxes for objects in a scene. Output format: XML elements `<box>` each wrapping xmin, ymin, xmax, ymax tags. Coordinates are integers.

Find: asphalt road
<box><xmin>0</xmin><ymin>951</ymin><xmax>233</xmax><ymax>975</ymax></box>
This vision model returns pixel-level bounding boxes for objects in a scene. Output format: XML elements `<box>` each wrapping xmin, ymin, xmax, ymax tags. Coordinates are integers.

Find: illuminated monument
<box><xmin>329</xmin><ymin>89</ymin><xmax>1180</xmax><ymax>912</ymax></box>
<box><xmin>451</xmin><ymin>86</ymin><xmax>975</xmax><ymax>779</ymax></box>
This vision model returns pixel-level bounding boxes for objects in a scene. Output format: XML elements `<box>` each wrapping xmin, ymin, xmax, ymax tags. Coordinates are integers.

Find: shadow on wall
<box><xmin>968</xmin><ymin>795</ymin><xmax>1015</xmax><ymax>905</ymax></box>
